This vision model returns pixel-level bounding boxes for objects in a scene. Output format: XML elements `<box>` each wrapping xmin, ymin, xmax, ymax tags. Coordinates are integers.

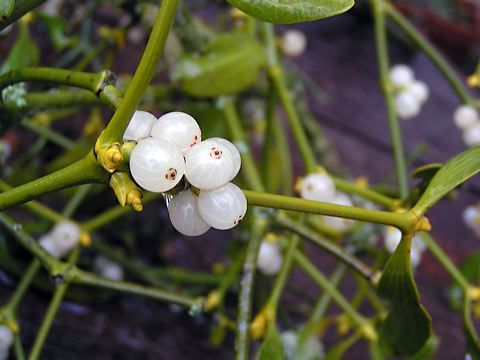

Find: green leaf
<box><xmin>256</xmin><ymin>325</ymin><xmax>284</xmax><ymax>360</ymax></box>
<box><xmin>412</xmin><ymin>146</ymin><xmax>480</xmax><ymax>215</ymax></box>
<box><xmin>1</xmin><ymin>22</ymin><xmax>39</xmax><ymax>73</ymax></box>
<box><xmin>377</xmin><ymin>235</ymin><xmax>432</xmax><ymax>356</ymax></box>
<box><xmin>381</xmin><ymin>303</ymin><xmax>431</xmax><ymax>356</ymax></box>
<box><xmin>171</xmin><ymin>33</ymin><xmax>266</xmax><ymax>97</ymax></box>
<box><xmin>0</xmin><ymin>0</ymin><xmax>14</xmax><ymax>21</ymax></box>
<box><xmin>36</xmin><ymin>13</ymin><xmax>76</xmax><ymax>50</ymax></box>
<box><xmin>226</xmin><ymin>0</ymin><xmax>354</xmax><ymax>24</ymax></box>
<box><xmin>407</xmin><ymin>334</ymin><xmax>439</xmax><ymax>360</ymax></box>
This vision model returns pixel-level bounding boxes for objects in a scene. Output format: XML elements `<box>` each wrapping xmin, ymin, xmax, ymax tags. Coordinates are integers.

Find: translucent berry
<box><xmin>323</xmin><ymin>193</ymin><xmax>354</xmax><ymax>231</ymax></box>
<box><xmin>123</xmin><ymin>110</ymin><xmax>157</xmax><ymax>142</ymax></box>
<box><xmin>300</xmin><ymin>173</ymin><xmax>336</xmax><ymax>202</ymax></box>
<box><xmin>257</xmin><ymin>241</ymin><xmax>283</xmax><ymax>275</ymax></box>
<box><xmin>454</xmin><ymin>105</ymin><xmax>479</xmax><ymax>130</ymax></box>
<box><xmin>197</xmin><ymin>183</ymin><xmax>247</xmax><ymax>230</ymax></box>
<box><xmin>50</xmin><ymin>221</ymin><xmax>80</xmax><ymax>255</ymax></box>
<box><xmin>389</xmin><ymin>64</ymin><xmax>414</xmax><ymax>87</ymax></box>
<box><xmin>39</xmin><ymin>234</ymin><xmax>63</xmax><ymax>258</ymax></box>
<box><xmin>463</xmin><ymin>206</ymin><xmax>480</xmax><ymax>237</ymax></box>
<box><xmin>150</xmin><ymin>112</ymin><xmax>201</xmax><ymax>153</ymax></box>
<box><xmin>463</xmin><ymin>123</ymin><xmax>480</xmax><ymax>147</ymax></box>
<box><xmin>185</xmin><ymin>139</ymin><xmax>235</xmax><ymax>190</ymax></box>
<box><xmin>94</xmin><ymin>256</ymin><xmax>124</xmax><ymax>281</ymax></box>
<box><xmin>0</xmin><ymin>325</ymin><xmax>13</xmax><ymax>351</ymax></box>
<box><xmin>394</xmin><ymin>92</ymin><xmax>420</xmax><ymax>119</ymax></box>
<box><xmin>209</xmin><ymin>137</ymin><xmax>241</xmax><ymax>181</ymax></box>
<box><xmin>281</xmin><ymin>29</ymin><xmax>307</xmax><ymax>57</ymax></box>
<box><xmin>130</xmin><ymin>137</ymin><xmax>186</xmax><ymax>192</ymax></box>
<box><xmin>408</xmin><ymin>80</ymin><xmax>429</xmax><ymax>103</ymax></box>
<box><xmin>168</xmin><ymin>190</ymin><xmax>210</xmax><ymax>236</ymax></box>
<box><xmin>383</xmin><ymin>226</ymin><xmax>424</xmax><ymax>267</ymax></box>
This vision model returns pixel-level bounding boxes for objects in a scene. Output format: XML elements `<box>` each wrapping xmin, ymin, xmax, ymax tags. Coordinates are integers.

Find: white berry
<box><xmin>454</xmin><ymin>105</ymin><xmax>478</xmax><ymax>130</ymax></box>
<box><xmin>150</xmin><ymin>112</ymin><xmax>201</xmax><ymax>153</ymax></box>
<box><xmin>389</xmin><ymin>64</ymin><xmax>414</xmax><ymax>87</ymax></box>
<box><xmin>407</xmin><ymin>80</ymin><xmax>429</xmax><ymax>103</ymax></box>
<box><xmin>281</xmin><ymin>29</ymin><xmax>307</xmax><ymax>57</ymax></box>
<box><xmin>463</xmin><ymin>206</ymin><xmax>480</xmax><ymax>237</ymax></box>
<box><xmin>123</xmin><ymin>110</ymin><xmax>157</xmax><ymax>142</ymax></box>
<box><xmin>257</xmin><ymin>241</ymin><xmax>283</xmax><ymax>275</ymax></box>
<box><xmin>463</xmin><ymin>123</ymin><xmax>480</xmax><ymax>147</ymax></box>
<box><xmin>394</xmin><ymin>92</ymin><xmax>421</xmax><ymax>119</ymax></box>
<box><xmin>197</xmin><ymin>183</ymin><xmax>247</xmax><ymax>230</ymax></box>
<box><xmin>94</xmin><ymin>256</ymin><xmax>124</xmax><ymax>281</ymax></box>
<box><xmin>168</xmin><ymin>190</ymin><xmax>210</xmax><ymax>236</ymax></box>
<box><xmin>0</xmin><ymin>325</ymin><xmax>13</xmax><ymax>352</ymax></box>
<box><xmin>185</xmin><ymin>139</ymin><xmax>235</xmax><ymax>190</ymax></box>
<box><xmin>323</xmin><ymin>193</ymin><xmax>354</xmax><ymax>231</ymax></box>
<box><xmin>209</xmin><ymin>137</ymin><xmax>241</xmax><ymax>181</ymax></box>
<box><xmin>50</xmin><ymin>221</ymin><xmax>80</xmax><ymax>255</ymax></box>
<box><xmin>300</xmin><ymin>173</ymin><xmax>336</xmax><ymax>202</ymax></box>
<box><xmin>130</xmin><ymin>137</ymin><xmax>186</xmax><ymax>193</ymax></box>
<box><xmin>39</xmin><ymin>234</ymin><xmax>63</xmax><ymax>258</ymax></box>
<box><xmin>383</xmin><ymin>227</ymin><xmax>424</xmax><ymax>267</ymax></box>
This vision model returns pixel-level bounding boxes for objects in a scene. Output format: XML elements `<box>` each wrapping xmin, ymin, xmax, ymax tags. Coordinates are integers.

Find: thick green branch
<box><xmin>0</xmin><ymin>0</ymin><xmax>46</xmax><ymax>30</ymax></box>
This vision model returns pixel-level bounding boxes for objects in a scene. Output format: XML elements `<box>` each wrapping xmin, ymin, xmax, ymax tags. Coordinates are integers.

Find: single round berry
<box><xmin>210</xmin><ymin>137</ymin><xmax>241</xmax><ymax>181</ymax></box>
<box><xmin>407</xmin><ymin>80</ymin><xmax>429</xmax><ymax>103</ymax></box>
<box><xmin>39</xmin><ymin>234</ymin><xmax>63</xmax><ymax>258</ymax></box>
<box><xmin>94</xmin><ymin>256</ymin><xmax>124</xmax><ymax>281</ymax></box>
<box><xmin>185</xmin><ymin>139</ymin><xmax>235</xmax><ymax>190</ymax></box>
<box><xmin>462</xmin><ymin>123</ymin><xmax>480</xmax><ymax>147</ymax></box>
<box><xmin>384</xmin><ymin>226</ymin><xmax>402</xmax><ymax>254</ymax></box>
<box><xmin>300</xmin><ymin>173</ymin><xmax>336</xmax><ymax>202</ymax></box>
<box><xmin>168</xmin><ymin>190</ymin><xmax>210</xmax><ymax>236</ymax></box>
<box><xmin>130</xmin><ymin>137</ymin><xmax>186</xmax><ymax>192</ymax></box>
<box><xmin>50</xmin><ymin>221</ymin><xmax>80</xmax><ymax>254</ymax></box>
<box><xmin>0</xmin><ymin>325</ymin><xmax>13</xmax><ymax>350</ymax></box>
<box><xmin>197</xmin><ymin>183</ymin><xmax>247</xmax><ymax>230</ymax></box>
<box><xmin>280</xmin><ymin>29</ymin><xmax>307</xmax><ymax>57</ymax></box>
<box><xmin>257</xmin><ymin>241</ymin><xmax>283</xmax><ymax>275</ymax></box>
<box><xmin>463</xmin><ymin>206</ymin><xmax>480</xmax><ymax>236</ymax></box>
<box><xmin>454</xmin><ymin>105</ymin><xmax>478</xmax><ymax>130</ymax></box>
<box><xmin>123</xmin><ymin>110</ymin><xmax>157</xmax><ymax>142</ymax></box>
<box><xmin>394</xmin><ymin>92</ymin><xmax>420</xmax><ymax>119</ymax></box>
<box><xmin>389</xmin><ymin>64</ymin><xmax>414</xmax><ymax>88</ymax></box>
<box><xmin>150</xmin><ymin>112</ymin><xmax>201</xmax><ymax>153</ymax></box>
<box><xmin>323</xmin><ymin>193</ymin><xmax>354</xmax><ymax>231</ymax></box>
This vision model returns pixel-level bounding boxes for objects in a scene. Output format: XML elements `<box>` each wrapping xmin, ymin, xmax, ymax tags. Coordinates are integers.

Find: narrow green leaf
<box><xmin>377</xmin><ymin>235</ymin><xmax>432</xmax><ymax>356</ymax></box>
<box><xmin>1</xmin><ymin>22</ymin><xmax>39</xmax><ymax>73</ymax></box>
<box><xmin>226</xmin><ymin>0</ymin><xmax>354</xmax><ymax>24</ymax></box>
<box><xmin>0</xmin><ymin>0</ymin><xmax>14</xmax><ymax>21</ymax></box>
<box><xmin>412</xmin><ymin>146</ymin><xmax>480</xmax><ymax>215</ymax></box>
<box><xmin>256</xmin><ymin>325</ymin><xmax>284</xmax><ymax>360</ymax></box>
<box><xmin>171</xmin><ymin>33</ymin><xmax>265</xmax><ymax>97</ymax></box>
<box><xmin>36</xmin><ymin>13</ymin><xmax>76</xmax><ymax>50</ymax></box>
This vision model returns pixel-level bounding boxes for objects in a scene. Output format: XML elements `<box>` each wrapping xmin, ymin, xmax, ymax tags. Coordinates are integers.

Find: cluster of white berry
<box><xmin>125</xmin><ymin>111</ymin><xmax>247</xmax><ymax>236</ymax></box>
<box><xmin>39</xmin><ymin>221</ymin><xmax>80</xmax><ymax>258</ymax></box>
<box><xmin>390</xmin><ymin>64</ymin><xmax>429</xmax><ymax>120</ymax></box>
<box><xmin>256</xmin><ymin>235</ymin><xmax>283</xmax><ymax>275</ymax></box>
<box><xmin>93</xmin><ymin>256</ymin><xmax>124</xmax><ymax>281</ymax></box>
<box><xmin>299</xmin><ymin>172</ymin><xmax>354</xmax><ymax>232</ymax></box>
<box><xmin>463</xmin><ymin>204</ymin><xmax>480</xmax><ymax>237</ymax></box>
<box><xmin>0</xmin><ymin>326</ymin><xmax>13</xmax><ymax>360</ymax></box>
<box><xmin>280</xmin><ymin>29</ymin><xmax>307</xmax><ymax>57</ymax></box>
<box><xmin>383</xmin><ymin>226</ymin><xmax>426</xmax><ymax>268</ymax></box>
<box><xmin>453</xmin><ymin>105</ymin><xmax>480</xmax><ymax>147</ymax></box>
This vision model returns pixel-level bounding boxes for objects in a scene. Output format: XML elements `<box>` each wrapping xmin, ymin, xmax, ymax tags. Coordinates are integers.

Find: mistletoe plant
<box><xmin>0</xmin><ymin>0</ymin><xmax>480</xmax><ymax>359</ymax></box>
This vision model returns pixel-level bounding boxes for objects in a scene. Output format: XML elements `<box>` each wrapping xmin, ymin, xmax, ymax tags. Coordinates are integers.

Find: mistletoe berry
<box><xmin>453</xmin><ymin>105</ymin><xmax>478</xmax><ymax>130</ymax></box>
<box><xmin>256</xmin><ymin>240</ymin><xmax>283</xmax><ymax>275</ymax></box>
<box><xmin>122</xmin><ymin>110</ymin><xmax>157</xmax><ymax>142</ymax></box>
<box><xmin>168</xmin><ymin>189</ymin><xmax>210</xmax><ymax>236</ymax></box>
<box><xmin>209</xmin><ymin>137</ymin><xmax>241</xmax><ymax>181</ymax></box>
<box><xmin>389</xmin><ymin>64</ymin><xmax>414</xmax><ymax>88</ymax></box>
<box><xmin>280</xmin><ymin>29</ymin><xmax>307</xmax><ymax>57</ymax></box>
<box><xmin>300</xmin><ymin>173</ymin><xmax>336</xmax><ymax>202</ymax></box>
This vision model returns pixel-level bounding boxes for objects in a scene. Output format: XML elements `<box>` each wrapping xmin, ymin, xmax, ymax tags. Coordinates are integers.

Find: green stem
<box><xmin>235</xmin><ymin>219</ymin><xmax>267</xmax><ymax>360</ymax></box>
<box><xmin>371</xmin><ymin>0</ymin><xmax>408</xmax><ymax>198</ymax></box>
<box><xmin>244</xmin><ymin>190</ymin><xmax>415</xmax><ymax>231</ymax></box>
<box><xmin>276</xmin><ymin>215</ymin><xmax>377</xmax><ymax>284</ymax></box>
<box><xmin>0</xmin><ymin>180</ymin><xmax>63</xmax><ymax>223</ymax></box>
<box><xmin>20</xmin><ymin>90</ymin><xmax>101</xmax><ymax>110</ymax></box>
<box><xmin>222</xmin><ymin>97</ymin><xmax>264</xmax><ymax>192</ymax></box>
<box><xmin>98</xmin><ymin>0</ymin><xmax>178</xmax><ymax>144</ymax></box>
<box><xmin>385</xmin><ymin>3</ymin><xmax>473</xmax><ymax>104</ymax></box>
<box><xmin>294</xmin><ymin>251</ymin><xmax>375</xmax><ymax>336</ymax></box>
<box><xmin>28</xmin><ymin>248</ymin><xmax>80</xmax><ymax>360</ymax></box>
<box><xmin>21</xmin><ymin>120</ymin><xmax>75</xmax><ymax>149</ymax></box>
<box><xmin>0</xmin><ymin>153</ymin><xmax>108</xmax><ymax>211</ymax></box>
<box><xmin>3</xmin><ymin>260</ymin><xmax>41</xmax><ymax>316</ymax></box>
<box><xmin>419</xmin><ymin>233</ymin><xmax>470</xmax><ymax>290</ymax></box>
<box><xmin>0</xmin><ymin>0</ymin><xmax>46</xmax><ymax>30</ymax></box>
<box><xmin>271</xmin><ymin>100</ymin><xmax>293</xmax><ymax>195</ymax></box>
<box><xmin>262</xmin><ymin>23</ymin><xmax>317</xmax><ymax>173</ymax></box>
